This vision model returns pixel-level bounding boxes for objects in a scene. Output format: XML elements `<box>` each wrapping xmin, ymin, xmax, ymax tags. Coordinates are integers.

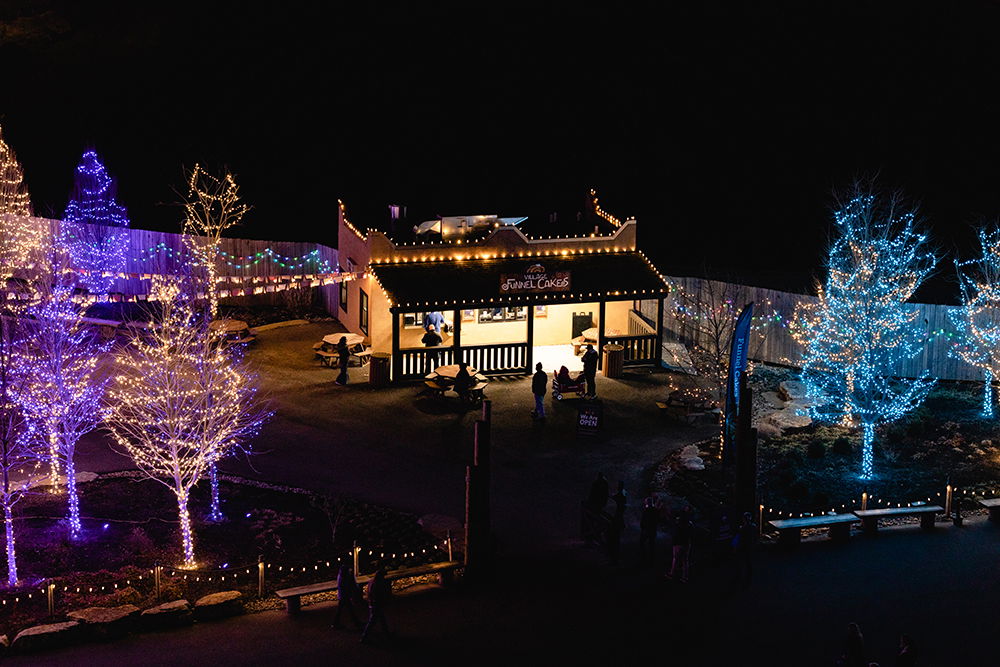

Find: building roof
<box><xmin>370</xmin><ymin>251</ymin><xmax>668</xmax><ymax>311</ymax></box>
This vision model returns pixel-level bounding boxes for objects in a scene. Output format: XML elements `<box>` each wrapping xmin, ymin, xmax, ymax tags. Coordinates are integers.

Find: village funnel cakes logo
<box><xmin>500</xmin><ymin>263</ymin><xmax>571</xmax><ymax>294</ymax></box>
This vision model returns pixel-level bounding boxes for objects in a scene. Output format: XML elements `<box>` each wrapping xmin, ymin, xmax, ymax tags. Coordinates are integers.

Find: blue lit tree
<box><xmin>951</xmin><ymin>226</ymin><xmax>1000</xmax><ymax>417</ymax></box>
<box><xmin>793</xmin><ymin>188</ymin><xmax>937</xmax><ymax>479</ymax></box>
<box><xmin>61</xmin><ymin>150</ymin><xmax>130</xmax><ymax>295</ymax></box>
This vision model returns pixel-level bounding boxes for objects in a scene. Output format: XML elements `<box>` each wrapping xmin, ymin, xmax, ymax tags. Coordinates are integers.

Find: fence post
<box><xmin>945</xmin><ymin>481</ymin><xmax>953</xmax><ymax>516</ymax></box>
<box><xmin>446</xmin><ymin>530</ymin><xmax>453</xmax><ymax>562</ymax></box>
<box><xmin>154</xmin><ymin>562</ymin><xmax>161</xmax><ymax>601</ymax></box>
<box><xmin>861</xmin><ymin>491</ymin><xmax>868</xmax><ymax>511</ymax></box>
<box><xmin>46</xmin><ymin>583</ymin><xmax>55</xmax><ymax>617</ymax></box>
<box><xmin>757</xmin><ymin>504</ymin><xmax>764</xmax><ymax>537</ymax></box>
<box><xmin>353</xmin><ymin>542</ymin><xmax>359</xmax><ymax>575</ymax></box>
<box><xmin>257</xmin><ymin>555</ymin><xmax>265</xmax><ymax>598</ymax></box>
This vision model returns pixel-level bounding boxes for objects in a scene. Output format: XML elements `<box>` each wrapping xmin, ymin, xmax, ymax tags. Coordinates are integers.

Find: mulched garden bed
<box><xmin>0</xmin><ymin>473</ymin><xmax>446</xmax><ymax>640</ymax></box>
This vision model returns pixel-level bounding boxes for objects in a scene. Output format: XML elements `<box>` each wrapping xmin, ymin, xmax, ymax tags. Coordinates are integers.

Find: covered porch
<box><xmin>371</xmin><ymin>253</ymin><xmax>669</xmax><ymax>382</ymax></box>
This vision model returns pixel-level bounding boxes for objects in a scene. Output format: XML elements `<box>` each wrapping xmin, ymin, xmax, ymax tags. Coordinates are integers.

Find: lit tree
<box><xmin>12</xmin><ymin>243</ymin><xmax>109</xmax><ymax>538</ymax></box>
<box><xmin>179</xmin><ymin>165</ymin><xmax>251</xmax><ymax>515</ymax></box>
<box><xmin>792</xmin><ymin>188</ymin><xmax>937</xmax><ymax>479</ymax></box>
<box><xmin>105</xmin><ymin>277</ymin><xmax>269</xmax><ymax>567</ymax></box>
<box><xmin>951</xmin><ymin>226</ymin><xmax>1000</xmax><ymax>418</ymax></box>
<box><xmin>0</xmin><ymin>126</ymin><xmax>31</xmax><ymax>217</ymax></box>
<box><xmin>180</xmin><ymin>165</ymin><xmax>249</xmax><ymax>320</ymax></box>
<box><xmin>61</xmin><ymin>150</ymin><xmax>130</xmax><ymax>295</ymax></box>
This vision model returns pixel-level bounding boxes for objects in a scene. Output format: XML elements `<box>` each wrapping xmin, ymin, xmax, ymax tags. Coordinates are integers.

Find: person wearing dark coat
<box><xmin>587</xmin><ymin>472</ymin><xmax>609</xmax><ymax>511</ymax></box>
<box><xmin>454</xmin><ymin>361</ymin><xmax>473</xmax><ymax>403</ymax></box>
<box><xmin>361</xmin><ymin>567</ymin><xmax>392</xmax><ymax>643</ymax></box>
<box><xmin>733</xmin><ymin>511</ymin><xmax>758</xmax><ymax>587</ymax></box>
<box><xmin>842</xmin><ymin>622</ymin><xmax>866</xmax><ymax>667</ymax></box>
<box><xmin>639</xmin><ymin>497</ymin><xmax>660</xmax><ymax>565</ymax></box>
<box><xmin>668</xmin><ymin>506</ymin><xmax>693</xmax><ymax>583</ymax></box>
<box><xmin>581</xmin><ymin>344</ymin><xmax>599</xmax><ymax>397</ymax></box>
<box><xmin>421</xmin><ymin>325</ymin><xmax>442</xmax><ymax>374</ymax></box>
<box><xmin>606</xmin><ymin>481</ymin><xmax>627</xmax><ymax>565</ymax></box>
<box><xmin>335</xmin><ymin>336</ymin><xmax>350</xmax><ymax>385</ymax></box>
<box><xmin>332</xmin><ymin>565</ymin><xmax>362</xmax><ymax>629</ymax></box>
<box><xmin>531</xmin><ymin>362</ymin><xmax>547</xmax><ymax>419</ymax></box>
<box><xmin>895</xmin><ymin>634</ymin><xmax>916</xmax><ymax>667</ymax></box>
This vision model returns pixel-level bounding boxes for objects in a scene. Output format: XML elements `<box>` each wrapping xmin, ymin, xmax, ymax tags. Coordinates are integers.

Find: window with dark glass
<box><xmin>360</xmin><ymin>289</ymin><xmax>369</xmax><ymax>335</ymax></box>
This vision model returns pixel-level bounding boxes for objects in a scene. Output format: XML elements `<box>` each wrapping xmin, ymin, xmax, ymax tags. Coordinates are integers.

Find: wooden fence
<box><xmin>653</xmin><ymin>275</ymin><xmax>983</xmax><ymax>382</ymax></box>
<box><xmin>7</xmin><ymin>217</ymin><xmax>340</xmax><ymax>314</ymax></box>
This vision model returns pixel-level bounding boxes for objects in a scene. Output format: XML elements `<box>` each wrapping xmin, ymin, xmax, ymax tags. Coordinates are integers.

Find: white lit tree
<box><xmin>0</xmin><ymin>126</ymin><xmax>31</xmax><ymax>217</ymax></box>
<box><xmin>793</xmin><ymin>188</ymin><xmax>937</xmax><ymax>479</ymax></box>
<box><xmin>951</xmin><ymin>226</ymin><xmax>1000</xmax><ymax>418</ymax></box>
<box><xmin>61</xmin><ymin>150</ymin><xmax>130</xmax><ymax>295</ymax></box>
<box><xmin>12</xmin><ymin>242</ymin><xmax>109</xmax><ymax>539</ymax></box>
<box><xmin>105</xmin><ymin>276</ymin><xmax>268</xmax><ymax>567</ymax></box>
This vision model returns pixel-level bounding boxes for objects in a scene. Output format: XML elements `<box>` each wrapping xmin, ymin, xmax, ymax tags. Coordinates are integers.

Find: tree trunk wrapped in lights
<box><xmin>951</xmin><ymin>227</ymin><xmax>1000</xmax><ymax>418</ymax></box>
<box><xmin>105</xmin><ymin>277</ymin><xmax>269</xmax><ymax>567</ymax></box>
<box><xmin>11</xmin><ymin>244</ymin><xmax>110</xmax><ymax>538</ymax></box>
<box><xmin>792</xmin><ymin>187</ymin><xmax>937</xmax><ymax>479</ymax></box>
<box><xmin>60</xmin><ymin>150</ymin><xmax>130</xmax><ymax>296</ymax></box>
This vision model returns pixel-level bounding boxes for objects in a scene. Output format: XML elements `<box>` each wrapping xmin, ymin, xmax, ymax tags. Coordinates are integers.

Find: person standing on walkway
<box><xmin>335</xmin><ymin>336</ymin><xmax>350</xmax><ymax>385</ymax></box>
<box><xmin>733</xmin><ymin>511</ymin><xmax>757</xmax><ymax>588</ymax></box>
<box><xmin>606</xmin><ymin>481</ymin><xmax>627</xmax><ymax>565</ymax></box>
<box><xmin>895</xmin><ymin>633</ymin><xmax>915</xmax><ymax>667</ymax></box>
<box><xmin>639</xmin><ymin>497</ymin><xmax>659</xmax><ymax>565</ymax></box>
<box><xmin>581</xmin><ymin>344</ymin><xmax>599</xmax><ymax>398</ymax></box>
<box><xmin>841</xmin><ymin>622</ymin><xmax>866</xmax><ymax>667</ymax></box>
<box><xmin>332</xmin><ymin>565</ymin><xmax>362</xmax><ymax>630</ymax></box>
<box><xmin>668</xmin><ymin>506</ymin><xmax>693</xmax><ymax>583</ymax></box>
<box><xmin>361</xmin><ymin>567</ymin><xmax>392</xmax><ymax>644</ymax></box>
<box><xmin>531</xmin><ymin>362</ymin><xmax>547</xmax><ymax>419</ymax></box>
<box><xmin>588</xmin><ymin>472</ymin><xmax>609</xmax><ymax>512</ymax></box>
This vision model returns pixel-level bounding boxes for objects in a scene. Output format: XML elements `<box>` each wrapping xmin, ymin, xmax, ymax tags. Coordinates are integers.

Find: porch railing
<box><xmin>397</xmin><ymin>342</ymin><xmax>529</xmax><ymax>380</ymax></box>
<box><xmin>399</xmin><ymin>347</ymin><xmax>457</xmax><ymax>380</ymax></box>
<box><xmin>605</xmin><ymin>334</ymin><xmax>658</xmax><ymax>366</ymax></box>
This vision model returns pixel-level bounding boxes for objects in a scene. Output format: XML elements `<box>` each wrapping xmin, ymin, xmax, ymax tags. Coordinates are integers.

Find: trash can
<box><xmin>602</xmin><ymin>343</ymin><xmax>624</xmax><ymax>379</ymax></box>
<box><xmin>369</xmin><ymin>352</ymin><xmax>391</xmax><ymax>386</ymax></box>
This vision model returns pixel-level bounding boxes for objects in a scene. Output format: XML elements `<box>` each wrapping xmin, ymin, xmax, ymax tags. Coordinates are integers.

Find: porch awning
<box><xmin>370</xmin><ymin>251</ymin><xmax>669</xmax><ymax>311</ymax></box>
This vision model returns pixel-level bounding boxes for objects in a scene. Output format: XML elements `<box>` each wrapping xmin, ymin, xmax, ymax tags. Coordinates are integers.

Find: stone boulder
<box><xmin>67</xmin><ymin>604</ymin><xmax>139</xmax><ymax>638</ymax></box>
<box><xmin>761</xmin><ymin>391</ymin><xmax>787</xmax><ymax>410</ymax></box>
<box><xmin>12</xmin><ymin>621</ymin><xmax>81</xmax><ymax>653</ymax></box>
<box><xmin>777</xmin><ymin>380</ymin><xmax>809</xmax><ymax>402</ymax></box>
<box><xmin>678</xmin><ymin>445</ymin><xmax>706</xmax><ymax>471</ymax></box>
<box><xmin>764</xmin><ymin>407</ymin><xmax>812</xmax><ymax>432</ymax></box>
<box><xmin>141</xmin><ymin>599</ymin><xmax>193</xmax><ymax>629</ymax></box>
<box><xmin>194</xmin><ymin>591</ymin><xmax>243</xmax><ymax>621</ymax></box>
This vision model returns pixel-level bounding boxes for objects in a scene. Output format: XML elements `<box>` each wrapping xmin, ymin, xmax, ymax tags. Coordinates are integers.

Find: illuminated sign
<box><xmin>500</xmin><ymin>264</ymin><xmax>571</xmax><ymax>294</ymax></box>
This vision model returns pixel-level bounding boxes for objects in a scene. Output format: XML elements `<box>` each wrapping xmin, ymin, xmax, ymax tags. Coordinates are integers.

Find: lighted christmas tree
<box><xmin>793</xmin><ymin>188</ymin><xmax>937</xmax><ymax>479</ymax></box>
<box><xmin>181</xmin><ymin>165</ymin><xmax>249</xmax><ymax>320</ymax></box>
<box><xmin>61</xmin><ymin>150</ymin><xmax>130</xmax><ymax>295</ymax></box>
<box><xmin>12</xmin><ymin>243</ymin><xmax>109</xmax><ymax>538</ymax></box>
<box><xmin>105</xmin><ymin>276</ymin><xmax>269</xmax><ymax>567</ymax></box>
<box><xmin>0</xmin><ymin>126</ymin><xmax>31</xmax><ymax>217</ymax></box>
<box><xmin>951</xmin><ymin>226</ymin><xmax>1000</xmax><ymax>417</ymax></box>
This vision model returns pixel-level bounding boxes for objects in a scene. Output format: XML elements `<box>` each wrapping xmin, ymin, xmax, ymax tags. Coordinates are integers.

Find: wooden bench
<box><xmin>352</xmin><ymin>348</ymin><xmax>372</xmax><ymax>366</ymax></box>
<box><xmin>853</xmin><ymin>505</ymin><xmax>943</xmax><ymax>533</ymax></box>
<box><xmin>769</xmin><ymin>513</ymin><xmax>858</xmax><ymax>546</ymax></box>
<box><xmin>980</xmin><ymin>498</ymin><xmax>1000</xmax><ymax>522</ymax></box>
<box><xmin>468</xmin><ymin>381</ymin><xmax>488</xmax><ymax>401</ymax></box>
<box><xmin>316</xmin><ymin>350</ymin><xmax>337</xmax><ymax>367</ymax></box>
<box><xmin>275</xmin><ymin>560</ymin><xmax>461</xmax><ymax>613</ymax></box>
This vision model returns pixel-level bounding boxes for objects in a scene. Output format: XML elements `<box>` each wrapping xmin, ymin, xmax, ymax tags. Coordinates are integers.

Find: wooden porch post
<box><xmin>453</xmin><ymin>308</ymin><xmax>462</xmax><ymax>364</ymax></box>
<box><xmin>391</xmin><ymin>309</ymin><xmax>401</xmax><ymax>382</ymax></box>
<box><xmin>655</xmin><ymin>296</ymin><xmax>665</xmax><ymax>367</ymax></box>
<box><xmin>597</xmin><ymin>300</ymin><xmax>606</xmax><ymax>370</ymax></box>
<box><xmin>526</xmin><ymin>304</ymin><xmax>534</xmax><ymax>374</ymax></box>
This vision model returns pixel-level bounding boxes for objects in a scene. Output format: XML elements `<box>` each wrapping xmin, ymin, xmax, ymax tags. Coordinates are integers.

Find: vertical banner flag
<box><xmin>723</xmin><ymin>302</ymin><xmax>753</xmax><ymax>465</ymax></box>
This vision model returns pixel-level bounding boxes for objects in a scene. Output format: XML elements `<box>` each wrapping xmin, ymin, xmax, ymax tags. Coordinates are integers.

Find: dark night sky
<box><xmin>3</xmin><ymin>1</ymin><xmax>1000</xmax><ymax>302</ymax></box>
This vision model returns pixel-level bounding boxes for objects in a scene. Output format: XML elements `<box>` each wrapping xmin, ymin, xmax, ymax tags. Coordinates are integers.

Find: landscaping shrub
<box><xmin>812</xmin><ymin>491</ymin><xmax>830</xmax><ymax>511</ymax></box>
<box><xmin>787</xmin><ymin>481</ymin><xmax>809</xmax><ymax>503</ymax></box>
<box><xmin>832</xmin><ymin>436</ymin><xmax>852</xmax><ymax>456</ymax></box>
<box><xmin>807</xmin><ymin>440</ymin><xmax>826</xmax><ymax>459</ymax></box>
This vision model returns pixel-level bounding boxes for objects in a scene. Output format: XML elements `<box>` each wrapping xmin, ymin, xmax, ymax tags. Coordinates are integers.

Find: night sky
<box><xmin>4</xmin><ymin>1</ymin><xmax>1000</xmax><ymax>302</ymax></box>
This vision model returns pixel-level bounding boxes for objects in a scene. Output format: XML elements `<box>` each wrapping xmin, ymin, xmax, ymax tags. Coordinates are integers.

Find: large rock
<box><xmin>777</xmin><ymin>380</ymin><xmax>809</xmax><ymax>402</ymax></box>
<box><xmin>762</xmin><ymin>391</ymin><xmax>787</xmax><ymax>410</ymax></box>
<box><xmin>194</xmin><ymin>591</ymin><xmax>243</xmax><ymax>621</ymax></box>
<box><xmin>141</xmin><ymin>599</ymin><xmax>192</xmax><ymax>629</ymax></box>
<box><xmin>764</xmin><ymin>407</ymin><xmax>812</xmax><ymax>432</ymax></box>
<box><xmin>12</xmin><ymin>621</ymin><xmax>81</xmax><ymax>653</ymax></box>
<box><xmin>67</xmin><ymin>604</ymin><xmax>139</xmax><ymax>639</ymax></box>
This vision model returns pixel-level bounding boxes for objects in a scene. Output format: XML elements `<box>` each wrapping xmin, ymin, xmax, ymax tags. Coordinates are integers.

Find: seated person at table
<box><xmin>557</xmin><ymin>365</ymin><xmax>575</xmax><ymax>385</ymax></box>
<box><xmin>454</xmin><ymin>361</ymin><xmax>473</xmax><ymax>402</ymax></box>
<box><xmin>424</xmin><ymin>311</ymin><xmax>446</xmax><ymax>333</ymax></box>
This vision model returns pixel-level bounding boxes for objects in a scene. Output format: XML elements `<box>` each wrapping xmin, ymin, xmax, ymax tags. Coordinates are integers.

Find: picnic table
<box><xmin>210</xmin><ymin>319</ymin><xmax>255</xmax><ymax>343</ymax></box>
<box><xmin>424</xmin><ymin>364</ymin><xmax>488</xmax><ymax>400</ymax></box>
<box><xmin>315</xmin><ymin>333</ymin><xmax>369</xmax><ymax>367</ymax></box>
<box><xmin>322</xmin><ymin>333</ymin><xmax>365</xmax><ymax>348</ymax></box>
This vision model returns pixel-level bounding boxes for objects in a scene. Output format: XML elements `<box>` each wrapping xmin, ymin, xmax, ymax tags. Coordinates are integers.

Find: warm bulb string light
<box><xmin>0</xmin><ymin>125</ymin><xmax>32</xmax><ymax>217</ymax></box>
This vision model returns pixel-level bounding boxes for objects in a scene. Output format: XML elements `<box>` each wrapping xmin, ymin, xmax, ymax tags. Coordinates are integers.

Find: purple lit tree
<box><xmin>12</xmin><ymin>243</ymin><xmax>110</xmax><ymax>539</ymax></box>
<box><xmin>105</xmin><ymin>276</ymin><xmax>269</xmax><ymax>567</ymax></box>
<box><xmin>61</xmin><ymin>150</ymin><xmax>130</xmax><ymax>295</ymax></box>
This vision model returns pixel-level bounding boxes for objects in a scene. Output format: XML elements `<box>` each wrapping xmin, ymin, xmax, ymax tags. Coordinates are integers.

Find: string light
<box><xmin>951</xmin><ymin>226</ymin><xmax>1000</xmax><ymax>418</ymax></box>
<box><xmin>793</xmin><ymin>190</ymin><xmax>937</xmax><ymax>480</ymax></box>
<box><xmin>0</xmin><ymin>125</ymin><xmax>31</xmax><ymax>217</ymax></box>
<box><xmin>104</xmin><ymin>276</ymin><xmax>271</xmax><ymax>567</ymax></box>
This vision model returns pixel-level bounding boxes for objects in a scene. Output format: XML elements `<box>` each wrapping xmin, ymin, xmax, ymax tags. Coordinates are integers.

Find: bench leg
<box><xmin>438</xmin><ymin>569</ymin><xmax>454</xmax><ymax>586</ymax></box>
<box><xmin>284</xmin><ymin>596</ymin><xmax>301</xmax><ymax>614</ymax></box>
<box><xmin>829</xmin><ymin>523</ymin><xmax>851</xmax><ymax>542</ymax></box>
<box><xmin>778</xmin><ymin>528</ymin><xmax>800</xmax><ymax>547</ymax></box>
<box><xmin>861</xmin><ymin>517</ymin><xmax>878</xmax><ymax>534</ymax></box>
<box><xmin>921</xmin><ymin>513</ymin><xmax>936</xmax><ymax>530</ymax></box>
<box><xmin>990</xmin><ymin>508</ymin><xmax>1000</xmax><ymax>523</ymax></box>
